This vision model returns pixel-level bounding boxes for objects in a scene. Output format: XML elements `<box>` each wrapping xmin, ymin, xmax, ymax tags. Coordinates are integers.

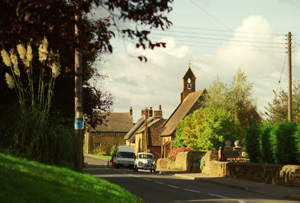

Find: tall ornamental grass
<box><xmin>0</xmin><ymin>38</ymin><xmax>78</xmax><ymax>168</ymax></box>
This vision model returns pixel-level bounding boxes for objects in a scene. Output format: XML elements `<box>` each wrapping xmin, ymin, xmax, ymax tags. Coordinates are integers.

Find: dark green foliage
<box><xmin>245</xmin><ymin>125</ymin><xmax>261</xmax><ymax>163</ymax></box>
<box><xmin>245</xmin><ymin>122</ymin><xmax>300</xmax><ymax>164</ymax></box>
<box><xmin>259</xmin><ymin>124</ymin><xmax>273</xmax><ymax>163</ymax></box>
<box><xmin>294</xmin><ymin>126</ymin><xmax>300</xmax><ymax>164</ymax></box>
<box><xmin>176</xmin><ymin>107</ymin><xmax>239</xmax><ymax>151</ymax></box>
<box><xmin>173</xmin><ymin>121</ymin><xmax>185</xmax><ymax>147</ymax></box>
<box><xmin>270</xmin><ymin>122</ymin><xmax>297</xmax><ymax>164</ymax></box>
<box><xmin>0</xmin><ymin>108</ymin><xmax>79</xmax><ymax>169</ymax></box>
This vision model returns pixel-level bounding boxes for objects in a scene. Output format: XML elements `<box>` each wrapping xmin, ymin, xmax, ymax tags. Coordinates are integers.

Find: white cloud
<box><xmin>97</xmin><ymin>15</ymin><xmax>300</xmax><ymax>121</ymax></box>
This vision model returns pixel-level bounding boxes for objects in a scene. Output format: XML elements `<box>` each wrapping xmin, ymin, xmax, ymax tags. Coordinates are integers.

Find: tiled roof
<box><xmin>136</xmin><ymin>117</ymin><xmax>160</xmax><ymax>134</ymax></box>
<box><xmin>160</xmin><ymin>89</ymin><xmax>206</xmax><ymax>137</ymax></box>
<box><xmin>124</xmin><ymin>117</ymin><xmax>145</xmax><ymax>140</ymax></box>
<box><xmin>91</xmin><ymin>112</ymin><xmax>133</xmax><ymax>133</ymax></box>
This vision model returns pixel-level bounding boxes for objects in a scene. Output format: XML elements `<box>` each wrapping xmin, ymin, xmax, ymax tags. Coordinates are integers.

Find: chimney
<box><xmin>149</xmin><ymin>107</ymin><xmax>153</xmax><ymax>117</ymax></box>
<box><xmin>141</xmin><ymin>108</ymin><xmax>149</xmax><ymax>119</ymax></box>
<box><xmin>145</xmin><ymin>108</ymin><xmax>149</xmax><ymax>119</ymax></box>
<box><xmin>154</xmin><ymin>105</ymin><xmax>163</xmax><ymax>118</ymax></box>
<box><xmin>129</xmin><ymin>106</ymin><xmax>133</xmax><ymax>117</ymax></box>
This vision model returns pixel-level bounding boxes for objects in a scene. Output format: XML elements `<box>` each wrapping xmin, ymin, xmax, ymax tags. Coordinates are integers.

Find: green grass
<box><xmin>0</xmin><ymin>152</ymin><xmax>141</xmax><ymax>203</ymax></box>
<box><xmin>86</xmin><ymin>153</ymin><xmax>112</xmax><ymax>160</ymax></box>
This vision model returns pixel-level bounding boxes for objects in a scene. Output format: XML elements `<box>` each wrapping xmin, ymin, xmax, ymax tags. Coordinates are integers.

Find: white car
<box><xmin>134</xmin><ymin>152</ymin><xmax>156</xmax><ymax>172</ymax></box>
<box><xmin>113</xmin><ymin>146</ymin><xmax>135</xmax><ymax>168</ymax></box>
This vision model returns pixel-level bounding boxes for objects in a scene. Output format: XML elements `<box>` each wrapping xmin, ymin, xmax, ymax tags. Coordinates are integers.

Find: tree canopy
<box><xmin>265</xmin><ymin>82</ymin><xmax>300</xmax><ymax>122</ymax></box>
<box><xmin>0</xmin><ymin>0</ymin><xmax>174</xmax><ymax>118</ymax></box>
<box><xmin>174</xmin><ymin>70</ymin><xmax>260</xmax><ymax>149</ymax></box>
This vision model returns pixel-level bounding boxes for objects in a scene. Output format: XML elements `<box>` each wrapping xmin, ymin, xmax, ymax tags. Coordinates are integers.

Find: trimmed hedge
<box><xmin>246</xmin><ymin>122</ymin><xmax>300</xmax><ymax>164</ymax></box>
<box><xmin>245</xmin><ymin>125</ymin><xmax>261</xmax><ymax>163</ymax></box>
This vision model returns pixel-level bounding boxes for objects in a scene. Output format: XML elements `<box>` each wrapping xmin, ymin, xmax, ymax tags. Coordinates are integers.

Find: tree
<box><xmin>265</xmin><ymin>83</ymin><xmax>300</xmax><ymax>122</ymax></box>
<box><xmin>0</xmin><ymin>0</ymin><xmax>173</xmax><ymax>168</ymax></box>
<box><xmin>0</xmin><ymin>0</ymin><xmax>173</xmax><ymax>117</ymax></box>
<box><xmin>178</xmin><ymin>107</ymin><xmax>238</xmax><ymax>151</ymax></box>
<box><xmin>204</xmin><ymin>70</ymin><xmax>260</xmax><ymax>139</ymax></box>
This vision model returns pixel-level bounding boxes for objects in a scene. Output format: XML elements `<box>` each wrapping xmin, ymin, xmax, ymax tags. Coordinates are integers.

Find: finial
<box><xmin>188</xmin><ymin>60</ymin><xmax>192</xmax><ymax>68</ymax></box>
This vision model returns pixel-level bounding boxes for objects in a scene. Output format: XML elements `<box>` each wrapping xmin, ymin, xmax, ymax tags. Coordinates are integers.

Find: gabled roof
<box><xmin>160</xmin><ymin>89</ymin><xmax>206</xmax><ymax>137</ymax></box>
<box><xmin>136</xmin><ymin>117</ymin><xmax>164</xmax><ymax>134</ymax></box>
<box><xmin>183</xmin><ymin>67</ymin><xmax>196</xmax><ymax>79</ymax></box>
<box><xmin>91</xmin><ymin>112</ymin><xmax>133</xmax><ymax>133</ymax></box>
<box><xmin>124</xmin><ymin>117</ymin><xmax>145</xmax><ymax>140</ymax></box>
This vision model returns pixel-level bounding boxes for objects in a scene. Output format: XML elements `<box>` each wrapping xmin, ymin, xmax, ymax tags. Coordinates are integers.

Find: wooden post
<box><xmin>74</xmin><ymin>13</ymin><xmax>83</xmax><ymax>170</ymax></box>
<box><xmin>287</xmin><ymin>32</ymin><xmax>292</xmax><ymax>121</ymax></box>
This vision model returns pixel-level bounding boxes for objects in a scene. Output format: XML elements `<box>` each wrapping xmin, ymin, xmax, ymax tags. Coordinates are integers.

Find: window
<box><xmin>187</xmin><ymin>78</ymin><xmax>192</xmax><ymax>89</ymax></box>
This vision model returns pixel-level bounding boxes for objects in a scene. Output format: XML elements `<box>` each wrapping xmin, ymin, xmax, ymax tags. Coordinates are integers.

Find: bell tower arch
<box><xmin>181</xmin><ymin>67</ymin><xmax>196</xmax><ymax>102</ymax></box>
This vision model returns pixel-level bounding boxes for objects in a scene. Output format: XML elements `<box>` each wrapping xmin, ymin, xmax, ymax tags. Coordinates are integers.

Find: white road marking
<box><xmin>167</xmin><ymin>184</ymin><xmax>179</xmax><ymax>189</ymax></box>
<box><xmin>207</xmin><ymin>193</ymin><xmax>229</xmax><ymax>199</ymax></box>
<box><xmin>183</xmin><ymin>188</ymin><xmax>200</xmax><ymax>193</ymax></box>
<box><xmin>153</xmin><ymin>181</ymin><xmax>164</xmax><ymax>184</ymax></box>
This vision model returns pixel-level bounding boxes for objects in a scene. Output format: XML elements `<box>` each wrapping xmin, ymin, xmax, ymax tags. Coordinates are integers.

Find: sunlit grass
<box><xmin>85</xmin><ymin>153</ymin><xmax>112</xmax><ymax>160</ymax></box>
<box><xmin>0</xmin><ymin>153</ymin><xmax>141</xmax><ymax>203</ymax></box>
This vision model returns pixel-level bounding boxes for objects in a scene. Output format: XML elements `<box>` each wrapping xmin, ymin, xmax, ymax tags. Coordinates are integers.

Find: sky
<box><xmin>94</xmin><ymin>0</ymin><xmax>300</xmax><ymax>122</ymax></box>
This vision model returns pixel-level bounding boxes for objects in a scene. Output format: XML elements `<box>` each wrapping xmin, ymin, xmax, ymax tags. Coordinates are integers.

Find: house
<box><xmin>160</xmin><ymin>67</ymin><xmax>207</xmax><ymax>157</ymax></box>
<box><xmin>85</xmin><ymin>108</ymin><xmax>134</xmax><ymax>155</ymax></box>
<box><xmin>124</xmin><ymin>105</ymin><xmax>165</xmax><ymax>159</ymax></box>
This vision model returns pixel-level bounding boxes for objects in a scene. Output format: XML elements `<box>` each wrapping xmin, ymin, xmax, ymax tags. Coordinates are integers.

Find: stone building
<box><xmin>124</xmin><ymin>106</ymin><xmax>165</xmax><ymax>159</ymax></box>
<box><xmin>85</xmin><ymin>109</ymin><xmax>134</xmax><ymax>155</ymax></box>
<box><xmin>160</xmin><ymin>67</ymin><xmax>206</xmax><ymax>157</ymax></box>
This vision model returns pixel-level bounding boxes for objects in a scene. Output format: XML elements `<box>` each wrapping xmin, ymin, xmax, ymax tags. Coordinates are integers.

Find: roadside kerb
<box><xmin>173</xmin><ymin>173</ymin><xmax>300</xmax><ymax>201</ymax></box>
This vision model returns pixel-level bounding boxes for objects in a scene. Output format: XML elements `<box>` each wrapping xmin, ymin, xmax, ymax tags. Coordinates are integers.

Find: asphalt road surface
<box><xmin>84</xmin><ymin>156</ymin><xmax>298</xmax><ymax>203</ymax></box>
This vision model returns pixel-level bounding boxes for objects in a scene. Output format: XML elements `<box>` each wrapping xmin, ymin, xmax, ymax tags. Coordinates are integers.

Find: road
<box><xmin>84</xmin><ymin>156</ymin><xmax>298</xmax><ymax>203</ymax></box>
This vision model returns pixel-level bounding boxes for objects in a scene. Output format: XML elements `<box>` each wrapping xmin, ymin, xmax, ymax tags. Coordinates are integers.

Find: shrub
<box><xmin>173</xmin><ymin>121</ymin><xmax>185</xmax><ymax>147</ymax></box>
<box><xmin>0</xmin><ymin>108</ymin><xmax>78</xmax><ymax>169</ymax></box>
<box><xmin>245</xmin><ymin>124</ymin><xmax>261</xmax><ymax>163</ymax></box>
<box><xmin>259</xmin><ymin>124</ymin><xmax>273</xmax><ymax>163</ymax></box>
<box><xmin>269</xmin><ymin>122</ymin><xmax>297</xmax><ymax>164</ymax></box>
<box><xmin>110</xmin><ymin>145</ymin><xmax>118</xmax><ymax>156</ymax></box>
<box><xmin>291</xmin><ymin>124</ymin><xmax>300</xmax><ymax>164</ymax></box>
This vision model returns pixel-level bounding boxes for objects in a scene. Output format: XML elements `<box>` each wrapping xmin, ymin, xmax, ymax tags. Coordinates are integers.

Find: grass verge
<box><xmin>85</xmin><ymin>153</ymin><xmax>112</xmax><ymax>160</ymax></box>
<box><xmin>0</xmin><ymin>152</ymin><xmax>141</xmax><ymax>203</ymax></box>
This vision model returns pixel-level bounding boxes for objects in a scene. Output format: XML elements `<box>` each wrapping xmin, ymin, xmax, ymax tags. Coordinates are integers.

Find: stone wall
<box><xmin>200</xmin><ymin>151</ymin><xmax>300</xmax><ymax>187</ymax></box>
<box><xmin>226</xmin><ymin>162</ymin><xmax>300</xmax><ymax>186</ymax></box>
<box><xmin>156</xmin><ymin>151</ymin><xmax>206</xmax><ymax>172</ymax></box>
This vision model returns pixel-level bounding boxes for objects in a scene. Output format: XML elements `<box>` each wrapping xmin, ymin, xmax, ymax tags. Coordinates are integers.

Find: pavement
<box><xmin>168</xmin><ymin>172</ymin><xmax>300</xmax><ymax>201</ymax></box>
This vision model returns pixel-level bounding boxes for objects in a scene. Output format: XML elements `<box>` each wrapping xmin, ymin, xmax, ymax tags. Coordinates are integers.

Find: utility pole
<box><xmin>74</xmin><ymin>13</ymin><xmax>84</xmax><ymax>170</ymax></box>
<box><xmin>287</xmin><ymin>32</ymin><xmax>292</xmax><ymax>122</ymax></box>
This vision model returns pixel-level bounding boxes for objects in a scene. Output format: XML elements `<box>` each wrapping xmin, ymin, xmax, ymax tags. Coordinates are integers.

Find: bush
<box><xmin>0</xmin><ymin>108</ymin><xmax>79</xmax><ymax>169</ymax></box>
<box><xmin>245</xmin><ymin>121</ymin><xmax>300</xmax><ymax>165</ymax></box>
<box><xmin>269</xmin><ymin>122</ymin><xmax>297</xmax><ymax>164</ymax></box>
<box><xmin>245</xmin><ymin>124</ymin><xmax>261</xmax><ymax>163</ymax></box>
<box><xmin>175</xmin><ymin>107</ymin><xmax>239</xmax><ymax>151</ymax></box>
<box><xmin>290</xmin><ymin>124</ymin><xmax>300</xmax><ymax>164</ymax></box>
<box><xmin>259</xmin><ymin>124</ymin><xmax>273</xmax><ymax>163</ymax></box>
<box><xmin>173</xmin><ymin>121</ymin><xmax>185</xmax><ymax>147</ymax></box>
<box><xmin>110</xmin><ymin>145</ymin><xmax>118</xmax><ymax>156</ymax></box>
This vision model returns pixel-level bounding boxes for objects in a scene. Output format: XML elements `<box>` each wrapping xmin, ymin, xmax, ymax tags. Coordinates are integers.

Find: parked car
<box><xmin>134</xmin><ymin>152</ymin><xmax>156</xmax><ymax>172</ymax></box>
<box><xmin>113</xmin><ymin>146</ymin><xmax>135</xmax><ymax>168</ymax></box>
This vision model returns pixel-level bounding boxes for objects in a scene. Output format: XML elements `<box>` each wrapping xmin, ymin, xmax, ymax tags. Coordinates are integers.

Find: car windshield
<box><xmin>117</xmin><ymin>152</ymin><xmax>135</xmax><ymax>158</ymax></box>
<box><xmin>138</xmin><ymin>154</ymin><xmax>153</xmax><ymax>159</ymax></box>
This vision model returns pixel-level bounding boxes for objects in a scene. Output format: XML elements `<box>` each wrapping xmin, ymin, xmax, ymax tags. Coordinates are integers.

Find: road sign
<box><xmin>74</xmin><ymin>119</ymin><xmax>84</xmax><ymax>130</ymax></box>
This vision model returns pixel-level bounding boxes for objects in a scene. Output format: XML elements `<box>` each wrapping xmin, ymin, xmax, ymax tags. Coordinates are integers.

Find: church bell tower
<box><xmin>180</xmin><ymin>67</ymin><xmax>196</xmax><ymax>102</ymax></box>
